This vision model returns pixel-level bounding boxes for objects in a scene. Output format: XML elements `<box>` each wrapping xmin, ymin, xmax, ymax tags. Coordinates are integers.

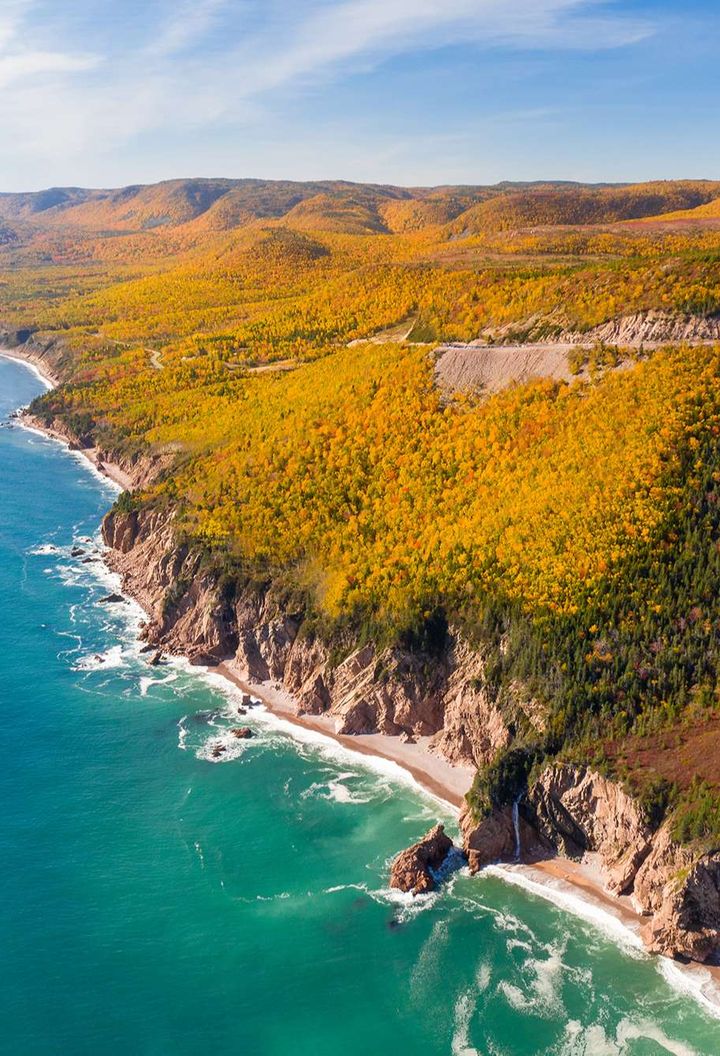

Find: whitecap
<box><xmin>410</xmin><ymin>919</ymin><xmax>450</xmax><ymax>1002</ymax></box>
<box><xmin>658</xmin><ymin>958</ymin><xmax>720</xmax><ymax>1021</ymax></box>
<box><xmin>73</xmin><ymin>645</ymin><xmax>124</xmax><ymax>671</ymax></box>
<box><xmin>139</xmin><ymin>672</ymin><xmax>178</xmax><ymax>697</ymax></box>
<box><xmin>195</xmin><ymin>728</ymin><xmax>253</xmax><ymax>764</ymax></box>
<box><xmin>615</xmin><ymin>1018</ymin><xmax>702</xmax><ymax>1055</ymax></box>
<box><xmin>195</xmin><ymin>670</ymin><xmax>460</xmax><ymax>819</ymax></box>
<box><xmin>498</xmin><ymin>939</ymin><xmax>566</xmax><ymax>1018</ymax></box>
<box><xmin>558</xmin><ymin>1021</ymin><xmax>619</xmax><ymax>1056</ymax></box>
<box><xmin>28</xmin><ymin>543</ymin><xmax>61</xmax><ymax>556</ymax></box>
<box><xmin>177</xmin><ymin>717</ymin><xmax>188</xmax><ymax>751</ymax></box>
<box><xmin>301</xmin><ymin>776</ymin><xmax>374</xmax><ymax>805</ymax></box>
<box><xmin>451</xmin><ymin>989</ymin><xmax>481</xmax><ymax>1056</ymax></box>
<box><xmin>484</xmin><ymin>864</ymin><xmax>645</xmax><ymax>957</ymax></box>
<box><xmin>367</xmin><ymin>884</ymin><xmax>438</xmax><ymax>922</ymax></box>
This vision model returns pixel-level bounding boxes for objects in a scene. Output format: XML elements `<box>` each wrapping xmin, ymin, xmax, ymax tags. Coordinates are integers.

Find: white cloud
<box><xmin>0</xmin><ymin>49</ymin><xmax>97</xmax><ymax>88</ymax></box>
<box><xmin>150</xmin><ymin>0</ymin><xmax>230</xmax><ymax>58</ymax></box>
<box><xmin>0</xmin><ymin>1</ymin><xmax>98</xmax><ymax>88</ymax></box>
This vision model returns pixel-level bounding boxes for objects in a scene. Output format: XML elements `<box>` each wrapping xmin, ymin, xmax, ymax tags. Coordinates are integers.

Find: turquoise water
<box><xmin>1</xmin><ymin>355</ymin><xmax>719</xmax><ymax>1056</ymax></box>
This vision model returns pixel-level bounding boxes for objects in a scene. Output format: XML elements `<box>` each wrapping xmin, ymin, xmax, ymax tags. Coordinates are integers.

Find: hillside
<box><xmin>4</xmin><ymin>175</ymin><xmax>720</xmax><ymax>960</ymax></box>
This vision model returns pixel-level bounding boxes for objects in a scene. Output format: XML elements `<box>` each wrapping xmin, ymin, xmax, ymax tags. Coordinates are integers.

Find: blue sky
<box><xmin>0</xmin><ymin>0</ymin><xmax>717</xmax><ymax>190</ymax></box>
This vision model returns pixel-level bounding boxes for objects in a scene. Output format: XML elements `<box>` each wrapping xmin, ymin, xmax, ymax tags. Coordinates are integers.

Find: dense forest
<box><xmin>5</xmin><ymin>176</ymin><xmax>720</xmax><ymax>845</ymax></box>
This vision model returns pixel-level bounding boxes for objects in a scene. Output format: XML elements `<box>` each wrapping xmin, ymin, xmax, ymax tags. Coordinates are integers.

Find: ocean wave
<box><xmin>73</xmin><ymin>645</ymin><xmax>125</xmax><ymax>671</ymax></box>
<box><xmin>658</xmin><ymin>958</ymin><xmax>720</xmax><ymax>1021</ymax></box>
<box><xmin>196</xmin><ymin>671</ymin><xmax>460</xmax><ymax>820</ymax></box>
<box><xmin>450</xmin><ymin>988</ymin><xmax>481</xmax><ymax>1056</ymax></box>
<box><xmin>195</xmin><ymin>726</ymin><xmax>255</xmax><ymax>764</ymax></box>
<box><xmin>300</xmin><ymin>770</ymin><xmax>381</xmax><ymax>806</ymax></box>
<box><xmin>410</xmin><ymin>919</ymin><xmax>450</xmax><ymax>1003</ymax></box>
<box><xmin>559</xmin><ymin>1017</ymin><xmax>702</xmax><ymax>1056</ymax></box>
<box><xmin>28</xmin><ymin>542</ymin><xmax>61</xmax><ymax>556</ymax></box>
<box><xmin>367</xmin><ymin>883</ymin><xmax>439</xmax><ymax>922</ymax></box>
<box><xmin>484</xmin><ymin>864</ymin><xmax>645</xmax><ymax>958</ymax></box>
<box><xmin>498</xmin><ymin>939</ymin><xmax>566</xmax><ymax>1018</ymax></box>
<box><xmin>323</xmin><ymin>883</ymin><xmax>370</xmax><ymax>895</ymax></box>
<box><xmin>139</xmin><ymin>672</ymin><xmax>178</xmax><ymax>697</ymax></box>
<box><xmin>616</xmin><ymin>1018</ymin><xmax>702</xmax><ymax>1055</ymax></box>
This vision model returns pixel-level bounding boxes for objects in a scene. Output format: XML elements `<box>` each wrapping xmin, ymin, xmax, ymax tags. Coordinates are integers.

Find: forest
<box><xmin>5</xmin><ymin>176</ymin><xmax>720</xmax><ymax>844</ymax></box>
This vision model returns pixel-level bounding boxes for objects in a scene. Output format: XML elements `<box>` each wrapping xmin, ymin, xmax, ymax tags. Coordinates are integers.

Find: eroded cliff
<box><xmin>461</xmin><ymin>764</ymin><xmax>720</xmax><ymax>963</ymax></box>
<box><xmin>101</xmin><ymin>503</ymin><xmax>720</xmax><ymax>963</ymax></box>
<box><xmin>101</xmin><ymin>504</ymin><xmax>538</xmax><ymax>766</ymax></box>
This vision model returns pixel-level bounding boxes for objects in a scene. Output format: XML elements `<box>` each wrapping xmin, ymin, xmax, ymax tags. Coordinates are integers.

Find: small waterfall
<box><xmin>512</xmin><ymin>796</ymin><xmax>522</xmax><ymax>862</ymax></box>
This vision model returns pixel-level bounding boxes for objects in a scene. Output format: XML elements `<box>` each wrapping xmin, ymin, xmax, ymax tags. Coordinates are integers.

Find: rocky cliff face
<box><xmin>460</xmin><ymin>763</ymin><xmax>720</xmax><ymax>963</ymax></box>
<box><xmin>102</xmin><ymin>506</ymin><xmax>720</xmax><ymax>964</ymax></box>
<box><xmin>0</xmin><ymin>327</ymin><xmax>71</xmax><ymax>384</ymax></box>
<box><xmin>101</xmin><ymin>504</ymin><xmax>535</xmax><ymax>763</ymax></box>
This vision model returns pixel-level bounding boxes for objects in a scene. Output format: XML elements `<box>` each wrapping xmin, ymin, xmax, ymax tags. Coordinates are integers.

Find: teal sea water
<box><xmin>1</xmin><ymin>355</ymin><xmax>720</xmax><ymax>1056</ymax></box>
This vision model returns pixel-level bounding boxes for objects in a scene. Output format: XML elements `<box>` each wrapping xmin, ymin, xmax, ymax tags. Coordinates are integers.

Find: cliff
<box><xmin>461</xmin><ymin>765</ymin><xmax>720</xmax><ymax>963</ymax></box>
<box><xmin>101</xmin><ymin>504</ymin><xmax>539</xmax><ymax>763</ymax></box>
<box><xmin>102</xmin><ymin>504</ymin><xmax>720</xmax><ymax>963</ymax></box>
<box><xmin>0</xmin><ymin>327</ymin><xmax>72</xmax><ymax>385</ymax></box>
<box><xmin>389</xmin><ymin>824</ymin><xmax>454</xmax><ymax>894</ymax></box>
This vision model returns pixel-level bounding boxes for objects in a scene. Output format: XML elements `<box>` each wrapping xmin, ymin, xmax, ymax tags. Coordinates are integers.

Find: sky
<box><xmin>0</xmin><ymin>0</ymin><xmax>717</xmax><ymax>190</ymax></box>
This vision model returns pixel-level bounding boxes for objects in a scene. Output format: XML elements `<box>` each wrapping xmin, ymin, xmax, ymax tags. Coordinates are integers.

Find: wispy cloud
<box><xmin>0</xmin><ymin>0</ymin><xmax>656</xmax><ymax>186</ymax></box>
<box><xmin>0</xmin><ymin>0</ymin><xmax>97</xmax><ymax>89</ymax></box>
<box><xmin>150</xmin><ymin>0</ymin><xmax>230</xmax><ymax>58</ymax></box>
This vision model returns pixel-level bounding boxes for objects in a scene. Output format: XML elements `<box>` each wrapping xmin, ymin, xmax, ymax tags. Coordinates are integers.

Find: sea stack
<box><xmin>389</xmin><ymin>824</ymin><xmax>454</xmax><ymax>895</ymax></box>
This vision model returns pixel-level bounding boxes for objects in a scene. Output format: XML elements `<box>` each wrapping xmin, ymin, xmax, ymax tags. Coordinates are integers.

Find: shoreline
<box><xmin>4</xmin><ymin>346</ymin><xmax>720</xmax><ymax>1016</ymax></box>
<box><xmin>216</xmin><ymin>659</ymin><xmax>473</xmax><ymax>811</ymax></box>
<box><xmin>0</xmin><ymin>346</ymin><xmax>61</xmax><ymax>387</ymax></box>
<box><xmin>2</xmin><ymin>347</ymin><xmax>477</xmax><ymax>812</ymax></box>
<box><xmin>1</xmin><ymin>348</ymin><xmax>135</xmax><ymax>491</ymax></box>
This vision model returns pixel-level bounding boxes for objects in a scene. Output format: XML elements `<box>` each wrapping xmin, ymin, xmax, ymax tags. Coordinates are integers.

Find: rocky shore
<box><xmin>5</xmin><ymin>337</ymin><xmax>720</xmax><ymax>969</ymax></box>
<box><xmin>100</xmin><ymin>499</ymin><xmax>720</xmax><ymax>965</ymax></box>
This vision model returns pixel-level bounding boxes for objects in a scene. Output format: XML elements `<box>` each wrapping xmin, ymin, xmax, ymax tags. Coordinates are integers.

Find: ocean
<box><xmin>1</xmin><ymin>353</ymin><xmax>719</xmax><ymax>1055</ymax></box>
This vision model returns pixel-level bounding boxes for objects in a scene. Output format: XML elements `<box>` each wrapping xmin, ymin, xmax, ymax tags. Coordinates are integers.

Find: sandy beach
<box><xmin>217</xmin><ymin>659</ymin><xmax>474</xmax><ymax>809</ymax></box>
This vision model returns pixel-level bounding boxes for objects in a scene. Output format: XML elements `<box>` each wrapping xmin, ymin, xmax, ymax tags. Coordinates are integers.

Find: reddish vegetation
<box><xmin>606</xmin><ymin>720</ymin><xmax>720</xmax><ymax>792</ymax></box>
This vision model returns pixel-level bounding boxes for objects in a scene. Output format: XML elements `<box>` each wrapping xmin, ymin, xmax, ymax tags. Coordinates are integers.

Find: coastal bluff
<box><xmin>99</xmin><ymin>498</ymin><xmax>720</xmax><ymax>965</ymax></box>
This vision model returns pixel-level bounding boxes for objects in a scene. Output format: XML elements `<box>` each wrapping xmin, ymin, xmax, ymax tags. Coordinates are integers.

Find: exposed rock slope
<box><xmin>102</xmin><ymin>503</ymin><xmax>720</xmax><ymax>962</ymax></box>
<box><xmin>102</xmin><ymin>505</ymin><xmax>536</xmax><ymax>764</ymax></box>
<box><xmin>461</xmin><ymin>764</ymin><xmax>720</xmax><ymax>963</ymax></box>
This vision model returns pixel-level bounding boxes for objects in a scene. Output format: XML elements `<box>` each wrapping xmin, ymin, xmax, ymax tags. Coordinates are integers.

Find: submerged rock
<box><xmin>230</xmin><ymin>727</ymin><xmax>254</xmax><ymax>739</ymax></box>
<box><xmin>389</xmin><ymin>824</ymin><xmax>454</xmax><ymax>895</ymax></box>
<box><xmin>99</xmin><ymin>592</ymin><xmax>125</xmax><ymax>604</ymax></box>
<box><xmin>147</xmin><ymin>651</ymin><xmax>164</xmax><ymax>667</ymax></box>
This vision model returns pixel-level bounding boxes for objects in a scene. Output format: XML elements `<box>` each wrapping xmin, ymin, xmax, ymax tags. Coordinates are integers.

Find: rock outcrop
<box><xmin>459</xmin><ymin>801</ymin><xmax>549</xmax><ymax>871</ymax></box>
<box><xmin>389</xmin><ymin>824</ymin><xmax>454</xmax><ymax>894</ymax></box>
<box><xmin>525</xmin><ymin>765</ymin><xmax>720</xmax><ymax>962</ymax></box>
<box><xmin>101</xmin><ymin>504</ymin><xmax>536</xmax><ymax>763</ymax></box>
<box><xmin>527</xmin><ymin>764</ymin><xmax>654</xmax><ymax>895</ymax></box>
<box><xmin>100</xmin><ymin>501</ymin><xmax>720</xmax><ymax>963</ymax></box>
<box><xmin>459</xmin><ymin>764</ymin><xmax>720</xmax><ymax>962</ymax></box>
<box><xmin>633</xmin><ymin>826</ymin><xmax>720</xmax><ymax>962</ymax></box>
